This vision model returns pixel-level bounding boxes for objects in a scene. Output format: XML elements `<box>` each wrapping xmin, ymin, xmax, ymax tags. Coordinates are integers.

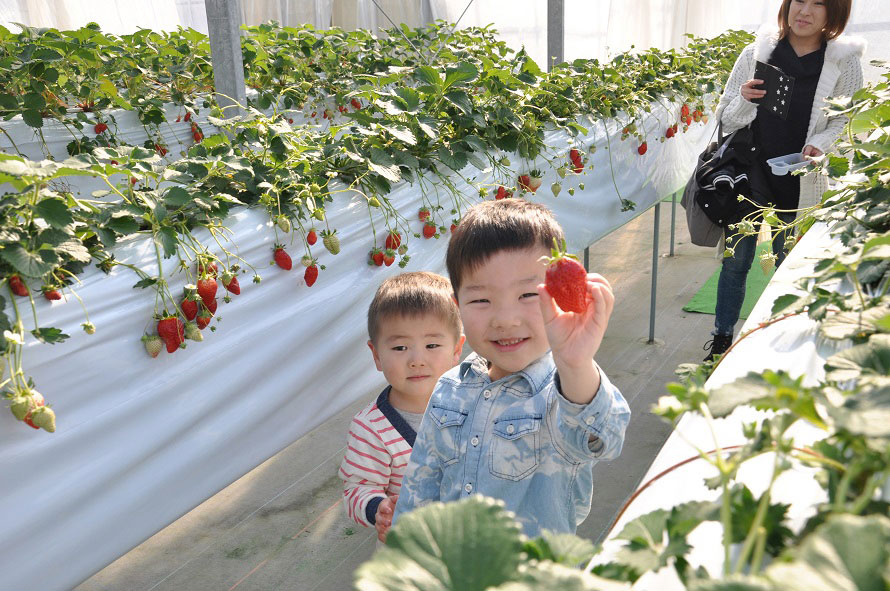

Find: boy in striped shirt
<box><xmin>339</xmin><ymin>272</ymin><xmax>464</xmax><ymax>542</ymax></box>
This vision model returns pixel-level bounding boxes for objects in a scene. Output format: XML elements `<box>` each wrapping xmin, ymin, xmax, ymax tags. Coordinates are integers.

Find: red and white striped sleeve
<box><xmin>338</xmin><ymin>411</ymin><xmax>391</xmax><ymax>527</ymax></box>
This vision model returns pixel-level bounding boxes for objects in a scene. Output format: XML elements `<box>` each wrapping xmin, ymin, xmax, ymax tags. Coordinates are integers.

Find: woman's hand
<box><xmin>740</xmin><ymin>79</ymin><xmax>766</xmax><ymax>102</ymax></box>
<box><xmin>802</xmin><ymin>145</ymin><xmax>823</xmax><ymax>159</ymax></box>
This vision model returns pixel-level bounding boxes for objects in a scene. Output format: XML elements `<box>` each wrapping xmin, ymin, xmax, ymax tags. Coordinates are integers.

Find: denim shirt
<box><xmin>392</xmin><ymin>351</ymin><xmax>631</xmax><ymax>538</ymax></box>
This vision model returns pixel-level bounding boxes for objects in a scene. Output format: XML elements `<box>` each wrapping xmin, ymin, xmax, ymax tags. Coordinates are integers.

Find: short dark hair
<box><xmin>446</xmin><ymin>198</ymin><xmax>564</xmax><ymax>296</ymax></box>
<box><xmin>778</xmin><ymin>0</ymin><xmax>851</xmax><ymax>41</ymax></box>
<box><xmin>367</xmin><ymin>271</ymin><xmax>461</xmax><ymax>343</ymax></box>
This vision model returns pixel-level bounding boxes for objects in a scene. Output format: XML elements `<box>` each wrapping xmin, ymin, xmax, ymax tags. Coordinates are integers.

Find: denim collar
<box><xmin>459</xmin><ymin>351</ymin><xmax>555</xmax><ymax>393</ymax></box>
<box><xmin>375</xmin><ymin>386</ymin><xmax>416</xmax><ymax>446</ymax></box>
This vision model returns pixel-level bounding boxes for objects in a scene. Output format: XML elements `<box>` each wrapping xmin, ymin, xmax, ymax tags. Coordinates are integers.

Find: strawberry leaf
<box><xmin>31</xmin><ymin>327</ymin><xmax>70</xmax><ymax>344</ymax></box>
<box><xmin>35</xmin><ymin>198</ymin><xmax>74</xmax><ymax>228</ymax></box>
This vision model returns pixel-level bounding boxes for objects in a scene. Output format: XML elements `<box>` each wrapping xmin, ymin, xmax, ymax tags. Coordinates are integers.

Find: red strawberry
<box><xmin>518</xmin><ymin>174</ymin><xmax>531</xmax><ymax>191</ymax></box>
<box><xmin>418</xmin><ymin>207</ymin><xmax>430</xmax><ymax>221</ymax></box>
<box><xmin>693</xmin><ymin>109</ymin><xmax>702</xmax><ymax>122</ymax></box>
<box><xmin>307</xmin><ymin>229</ymin><xmax>317</xmax><ymax>245</ymax></box>
<box><xmin>527</xmin><ymin>175</ymin><xmax>543</xmax><ymax>192</ymax></box>
<box><xmin>288</xmin><ymin>118</ymin><xmax>294</xmax><ymax>124</ymax></box>
<box><xmin>273</xmin><ymin>245</ymin><xmax>292</xmax><ymax>270</ymax></box>
<box><xmin>311</xmin><ymin>111</ymin><xmax>317</xmax><ymax>118</ymax></box>
<box><xmin>22</xmin><ymin>391</ymin><xmax>45</xmax><ymax>430</ymax></box>
<box><xmin>665</xmin><ymin>126</ymin><xmax>675</xmax><ymax>139</ymax></box>
<box><xmin>573</xmin><ymin>163</ymin><xmax>584</xmax><ymax>174</ymax></box>
<box><xmin>94</xmin><ymin>122</ymin><xmax>108</xmax><ymax>134</ymax></box>
<box><xmin>197</xmin><ymin>260</ymin><xmax>218</xmax><ymax>277</ymax></box>
<box><xmin>569</xmin><ymin>148</ymin><xmax>582</xmax><ymax>163</ymax></box>
<box><xmin>184</xmin><ymin>112</ymin><xmax>191</xmax><ymax>122</ymax></box>
<box><xmin>351</xmin><ymin>98</ymin><xmax>362</xmax><ymax>110</ymax></box>
<box><xmin>130</xmin><ymin>177</ymin><xmax>138</xmax><ymax>185</ymax></box>
<box><xmin>142</xmin><ymin>334</ymin><xmax>163</xmax><ymax>358</ymax></box>
<box><xmin>222</xmin><ymin>272</ymin><xmax>240</xmax><ymax>295</ymax></box>
<box><xmin>383</xmin><ymin>249</ymin><xmax>395</xmax><ymax>266</ymax></box>
<box><xmin>9</xmin><ymin>275</ymin><xmax>28</xmax><ymax>297</ymax></box>
<box><xmin>180</xmin><ymin>297</ymin><xmax>198</xmax><ymax>321</ymax></box>
<box><xmin>543</xmin><ymin>240</ymin><xmax>589</xmax><ymax>314</ymax></box>
<box><xmin>385</xmin><ymin>231</ymin><xmax>401</xmax><ymax>250</ymax></box>
<box><xmin>206</xmin><ymin>298</ymin><xmax>217</xmax><ymax>314</ymax></box>
<box><xmin>450</xmin><ymin>221</ymin><xmax>458</xmax><ymax>233</ymax></box>
<box><xmin>304</xmin><ymin>264</ymin><xmax>318</xmax><ymax>287</ymax></box>
<box><xmin>685</xmin><ymin>115</ymin><xmax>693</xmax><ymax>126</ymax></box>
<box><xmin>42</xmin><ymin>287</ymin><xmax>62</xmax><ymax>301</ymax></box>
<box><xmin>110</xmin><ymin>160</ymin><xmax>118</xmax><ymax>165</ymax></box>
<box><xmin>197</xmin><ymin>276</ymin><xmax>218</xmax><ymax>306</ymax></box>
<box><xmin>495</xmin><ymin>185</ymin><xmax>508</xmax><ymax>200</ymax></box>
<box><xmin>155</xmin><ymin>143</ymin><xmax>168</xmax><ymax>157</ymax></box>
<box><xmin>422</xmin><ymin>222</ymin><xmax>436</xmax><ymax>239</ymax></box>
<box><xmin>193</xmin><ymin>131</ymin><xmax>203</xmax><ymax>142</ymax></box>
<box><xmin>637</xmin><ymin>142</ymin><xmax>648</xmax><ymax>155</ymax></box>
<box><xmin>157</xmin><ymin>315</ymin><xmax>185</xmax><ymax>353</ymax></box>
<box><xmin>370</xmin><ymin>248</ymin><xmax>384</xmax><ymax>266</ymax></box>
<box><xmin>681</xmin><ymin>104</ymin><xmax>690</xmax><ymax>118</ymax></box>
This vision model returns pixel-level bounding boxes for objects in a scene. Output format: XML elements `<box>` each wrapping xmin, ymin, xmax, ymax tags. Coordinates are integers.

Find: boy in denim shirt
<box><xmin>390</xmin><ymin>199</ymin><xmax>630</xmax><ymax>537</ymax></box>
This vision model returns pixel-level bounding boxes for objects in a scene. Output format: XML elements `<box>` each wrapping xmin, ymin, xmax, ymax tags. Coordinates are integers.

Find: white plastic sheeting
<box><xmin>0</xmin><ymin>99</ymin><xmax>712</xmax><ymax>590</ymax></box>
<box><xmin>597</xmin><ymin>223</ymin><xmax>864</xmax><ymax>588</ymax></box>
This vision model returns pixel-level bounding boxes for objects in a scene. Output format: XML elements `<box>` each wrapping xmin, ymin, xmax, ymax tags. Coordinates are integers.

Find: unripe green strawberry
<box><xmin>397</xmin><ymin>244</ymin><xmax>408</xmax><ymax>255</ymax></box>
<box><xmin>551</xmin><ymin>182</ymin><xmax>561</xmax><ymax>197</ymax></box>
<box><xmin>31</xmin><ymin>406</ymin><xmax>56</xmax><ymax>432</ymax></box>
<box><xmin>322</xmin><ymin>230</ymin><xmax>340</xmax><ymax>255</ymax></box>
<box><xmin>22</xmin><ymin>391</ymin><xmax>44</xmax><ymax>429</ymax></box>
<box><xmin>82</xmin><ymin>322</ymin><xmax>96</xmax><ymax>334</ymax></box>
<box><xmin>313</xmin><ymin>208</ymin><xmax>325</xmax><ymax>221</ymax></box>
<box><xmin>301</xmin><ymin>255</ymin><xmax>313</xmax><ymax>267</ymax></box>
<box><xmin>10</xmin><ymin>395</ymin><xmax>34</xmax><ymax>421</ymax></box>
<box><xmin>142</xmin><ymin>334</ymin><xmax>163</xmax><ymax>358</ymax></box>
<box><xmin>759</xmin><ymin>252</ymin><xmax>777</xmax><ymax>275</ymax></box>
<box><xmin>184</xmin><ymin>322</ymin><xmax>203</xmax><ymax>342</ymax></box>
<box><xmin>277</xmin><ymin>216</ymin><xmax>291</xmax><ymax>233</ymax></box>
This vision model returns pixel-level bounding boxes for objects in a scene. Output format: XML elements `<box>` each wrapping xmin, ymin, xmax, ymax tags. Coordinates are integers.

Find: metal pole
<box><xmin>669</xmin><ymin>191</ymin><xmax>677</xmax><ymax>256</ymax></box>
<box><xmin>547</xmin><ymin>0</ymin><xmax>564</xmax><ymax>70</ymax></box>
<box><xmin>204</xmin><ymin>0</ymin><xmax>246</xmax><ymax>119</ymax></box>
<box><xmin>583</xmin><ymin>247</ymin><xmax>590</xmax><ymax>271</ymax></box>
<box><xmin>648</xmin><ymin>203</ymin><xmax>660</xmax><ymax>343</ymax></box>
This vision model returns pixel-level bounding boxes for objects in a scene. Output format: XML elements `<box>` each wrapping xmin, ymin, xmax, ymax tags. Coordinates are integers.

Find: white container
<box><xmin>767</xmin><ymin>153</ymin><xmax>809</xmax><ymax>176</ymax></box>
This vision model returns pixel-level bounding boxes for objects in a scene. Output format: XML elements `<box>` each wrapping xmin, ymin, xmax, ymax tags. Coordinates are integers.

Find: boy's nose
<box><xmin>490</xmin><ymin>306</ymin><xmax>521</xmax><ymax>329</ymax></box>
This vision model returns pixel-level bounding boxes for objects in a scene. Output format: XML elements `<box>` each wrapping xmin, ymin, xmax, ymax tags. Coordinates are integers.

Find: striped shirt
<box><xmin>338</xmin><ymin>387</ymin><xmax>417</xmax><ymax>527</ymax></box>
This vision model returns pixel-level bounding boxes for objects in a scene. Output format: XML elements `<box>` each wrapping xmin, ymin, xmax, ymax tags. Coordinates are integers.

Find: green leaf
<box><xmin>22</xmin><ymin>109</ymin><xmax>43</xmax><ymax>128</ymax></box>
<box><xmin>106</xmin><ymin>215</ymin><xmax>140</xmax><ymax>236</ymax></box>
<box><xmin>820</xmin><ymin>306</ymin><xmax>890</xmax><ymax>340</ymax></box>
<box><xmin>443</xmin><ymin>63</ymin><xmax>479</xmax><ymax>90</ymax></box>
<box><xmin>765</xmin><ymin>514</ymin><xmax>890</xmax><ymax>591</ymax></box>
<box><xmin>132</xmin><ymin>277</ymin><xmax>157</xmax><ymax>289</ymax></box>
<box><xmin>491</xmin><ymin>562</ymin><xmax>632</xmax><ymax>591</ymax></box>
<box><xmin>22</xmin><ymin>92</ymin><xmax>45</xmax><ymax>110</ymax></box>
<box><xmin>0</xmin><ymin>243</ymin><xmax>53</xmax><ymax>277</ymax></box>
<box><xmin>164</xmin><ymin>186</ymin><xmax>193</xmax><ymax>207</ymax></box>
<box><xmin>690</xmin><ymin>577</ymin><xmax>773</xmax><ymax>591</ymax></box>
<box><xmin>825</xmin><ymin>381</ymin><xmax>890</xmax><ymax>440</ymax></box>
<box><xmin>35</xmin><ymin>198</ymin><xmax>74</xmax><ymax>228</ymax></box>
<box><xmin>438</xmin><ymin>145</ymin><xmax>468</xmax><ymax>171</ymax></box>
<box><xmin>156</xmin><ymin>226</ymin><xmax>178</xmax><ymax>258</ymax></box>
<box><xmin>368</xmin><ymin>147</ymin><xmax>401</xmax><ymax>183</ymax></box>
<box><xmin>771</xmin><ymin>293</ymin><xmax>808</xmax><ymax>315</ymax></box>
<box><xmin>393</xmin><ymin>86</ymin><xmax>421</xmax><ymax>113</ymax></box>
<box><xmin>416</xmin><ymin>65</ymin><xmax>442</xmax><ymax>88</ymax></box>
<box><xmin>444</xmin><ymin>90</ymin><xmax>473</xmax><ymax>114</ymax></box>
<box><xmin>55</xmin><ymin>239</ymin><xmax>92</xmax><ymax>263</ymax></box>
<box><xmin>31</xmin><ymin>327</ymin><xmax>70</xmax><ymax>344</ymax></box>
<box><xmin>523</xmin><ymin>531</ymin><xmax>596</xmax><ymax>566</ymax></box>
<box><xmin>825</xmin><ymin>334</ymin><xmax>890</xmax><ymax>382</ymax></box>
<box><xmin>381</xmin><ymin>124</ymin><xmax>416</xmax><ymax>146</ymax></box>
<box><xmin>355</xmin><ymin>497</ymin><xmax>523</xmax><ymax>591</ymax></box>
<box><xmin>416</xmin><ymin>116</ymin><xmax>438</xmax><ymax>140</ymax></box>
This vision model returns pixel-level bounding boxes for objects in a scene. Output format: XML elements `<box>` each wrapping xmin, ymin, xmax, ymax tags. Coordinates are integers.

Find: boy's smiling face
<box><xmin>368</xmin><ymin>314</ymin><xmax>464</xmax><ymax>407</ymax></box>
<box><xmin>456</xmin><ymin>247</ymin><xmax>551</xmax><ymax>382</ymax></box>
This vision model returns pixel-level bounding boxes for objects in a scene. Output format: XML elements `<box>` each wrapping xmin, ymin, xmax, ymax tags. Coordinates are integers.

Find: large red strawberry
<box><xmin>196</xmin><ymin>310</ymin><xmax>212</xmax><ymax>330</ymax></box>
<box><xmin>495</xmin><ymin>185</ymin><xmax>513</xmax><ymax>200</ymax></box>
<box><xmin>273</xmin><ymin>245</ymin><xmax>292</xmax><ymax>270</ymax></box>
<box><xmin>665</xmin><ymin>126</ymin><xmax>675</xmax><ymax>139</ymax></box>
<box><xmin>543</xmin><ymin>240</ymin><xmax>589</xmax><ymax>314</ymax></box>
<box><xmin>304</xmin><ymin>263</ymin><xmax>318</xmax><ymax>287</ymax></box>
<box><xmin>222</xmin><ymin>272</ymin><xmax>240</xmax><ymax>295</ymax></box>
<box><xmin>197</xmin><ymin>276</ymin><xmax>218</xmax><ymax>306</ymax></box>
<box><xmin>418</xmin><ymin>207</ymin><xmax>430</xmax><ymax>221</ymax></box>
<box><xmin>637</xmin><ymin>142</ymin><xmax>648</xmax><ymax>155</ymax></box>
<box><xmin>42</xmin><ymin>286</ymin><xmax>62</xmax><ymax>301</ymax></box>
<box><xmin>383</xmin><ymin>249</ymin><xmax>395</xmax><ymax>266</ymax></box>
<box><xmin>307</xmin><ymin>229</ymin><xmax>318</xmax><ymax>245</ymax></box>
<box><xmin>9</xmin><ymin>275</ymin><xmax>28</xmax><ymax>297</ymax></box>
<box><xmin>370</xmin><ymin>248</ymin><xmax>384</xmax><ymax>266</ymax></box>
<box><xmin>681</xmin><ymin>103</ymin><xmax>690</xmax><ymax>118</ymax></box>
<box><xmin>385</xmin><ymin>231</ymin><xmax>401</xmax><ymax>250</ymax></box>
<box><xmin>569</xmin><ymin>148</ymin><xmax>582</xmax><ymax>163</ymax></box>
<box><xmin>94</xmin><ymin>122</ymin><xmax>108</xmax><ymax>134</ymax></box>
<box><xmin>180</xmin><ymin>292</ymin><xmax>198</xmax><ymax>321</ymax></box>
<box><xmin>157</xmin><ymin>315</ymin><xmax>185</xmax><ymax>353</ymax></box>
<box><xmin>422</xmin><ymin>222</ymin><xmax>436</xmax><ymax>239</ymax></box>
<box><xmin>518</xmin><ymin>174</ymin><xmax>531</xmax><ymax>191</ymax></box>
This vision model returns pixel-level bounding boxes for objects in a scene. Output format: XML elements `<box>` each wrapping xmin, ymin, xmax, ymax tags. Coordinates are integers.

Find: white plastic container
<box><xmin>767</xmin><ymin>153</ymin><xmax>809</xmax><ymax>176</ymax></box>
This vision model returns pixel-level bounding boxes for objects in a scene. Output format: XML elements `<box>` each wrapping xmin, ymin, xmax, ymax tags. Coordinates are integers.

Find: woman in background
<box><xmin>704</xmin><ymin>0</ymin><xmax>865</xmax><ymax>361</ymax></box>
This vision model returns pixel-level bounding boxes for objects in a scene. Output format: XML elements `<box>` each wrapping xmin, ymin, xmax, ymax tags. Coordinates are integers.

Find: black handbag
<box><xmin>691</xmin><ymin>121</ymin><xmax>761</xmax><ymax>228</ymax></box>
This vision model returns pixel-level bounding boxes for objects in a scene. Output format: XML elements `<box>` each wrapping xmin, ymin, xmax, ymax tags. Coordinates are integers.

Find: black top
<box><xmin>751</xmin><ymin>36</ymin><xmax>825</xmax><ymax>209</ymax></box>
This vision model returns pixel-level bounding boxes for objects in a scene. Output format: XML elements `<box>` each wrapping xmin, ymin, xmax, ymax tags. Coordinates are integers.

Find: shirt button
<box><xmin>506</xmin><ymin>424</ymin><xmax>515</xmax><ymax>434</ymax></box>
<box><xmin>483</xmin><ymin>390</ymin><xmax>492</xmax><ymax>399</ymax></box>
<box><xmin>464</xmin><ymin>483</ymin><xmax>473</xmax><ymax>493</ymax></box>
<box><xmin>585</xmin><ymin>416</ymin><xmax>595</xmax><ymax>425</ymax></box>
<box><xmin>471</xmin><ymin>436</ymin><xmax>479</xmax><ymax>446</ymax></box>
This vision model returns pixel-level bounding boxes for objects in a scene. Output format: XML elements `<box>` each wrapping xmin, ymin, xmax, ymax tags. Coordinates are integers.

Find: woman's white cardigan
<box><xmin>717</xmin><ymin>26</ymin><xmax>865</xmax><ymax>207</ymax></box>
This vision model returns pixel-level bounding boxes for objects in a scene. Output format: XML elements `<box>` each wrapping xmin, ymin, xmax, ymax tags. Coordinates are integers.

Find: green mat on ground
<box><xmin>683</xmin><ymin>242</ymin><xmax>776</xmax><ymax>319</ymax></box>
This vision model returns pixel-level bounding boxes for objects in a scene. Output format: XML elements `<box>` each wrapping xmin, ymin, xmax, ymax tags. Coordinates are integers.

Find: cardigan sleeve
<box><xmin>806</xmin><ymin>54</ymin><xmax>865</xmax><ymax>155</ymax></box>
<box><xmin>717</xmin><ymin>45</ymin><xmax>759</xmax><ymax>134</ymax></box>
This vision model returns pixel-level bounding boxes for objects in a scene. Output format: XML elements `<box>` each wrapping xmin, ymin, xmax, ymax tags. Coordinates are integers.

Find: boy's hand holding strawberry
<box><xmin>537</xmin><ymin>240</ymin><xmax>614</xmax><ymax>405</ymax></box>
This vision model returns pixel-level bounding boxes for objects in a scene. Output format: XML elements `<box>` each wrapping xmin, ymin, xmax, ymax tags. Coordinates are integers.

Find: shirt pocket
<box><xmin>489</xmin><ymin>414</ymin><xmax>542</xmax><ymax>481</ymax></box>
<box><xmin>428</xmin><ymin>404</ymin><xmax>468</xmax><ymax>466</ymax></box>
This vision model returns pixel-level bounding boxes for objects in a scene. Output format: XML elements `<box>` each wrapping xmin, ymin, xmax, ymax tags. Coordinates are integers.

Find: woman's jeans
<box><xmin>713</xmin><ymin>213</ymin><xmax>795</xmax><ymax>336</ymax></box>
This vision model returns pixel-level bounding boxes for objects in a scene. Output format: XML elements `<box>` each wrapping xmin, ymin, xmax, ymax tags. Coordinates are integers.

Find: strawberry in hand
<box><xmin>542</xmin><ymin>240</ymin><xmax>588</xmax><ymax>314</ymax></box>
